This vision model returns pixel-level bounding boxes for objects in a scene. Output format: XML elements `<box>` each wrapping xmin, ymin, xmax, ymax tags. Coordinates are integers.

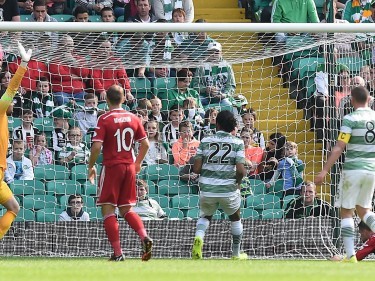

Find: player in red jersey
<box><xmin>88</xmin><ymin>85</ymin><xmax>151</xmax><ymax>262</ymax></box>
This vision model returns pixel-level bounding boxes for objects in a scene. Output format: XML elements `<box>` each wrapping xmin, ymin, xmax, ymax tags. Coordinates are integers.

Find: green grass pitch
<box><xmin>0</xmin><ymin>258</ymin><xmax>372</xmax><ymax>281</ymax></box>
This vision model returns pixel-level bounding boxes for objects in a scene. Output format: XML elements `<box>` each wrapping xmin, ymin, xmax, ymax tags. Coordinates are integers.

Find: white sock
<box><xmin>195</xmin><ymin>218</ymin><xmax>210</xmax><ymax>240</ymax></box>
<box><xmin>231</xmin><ymin>220</ymin><xmax>243</xmax><ymax>257</ymax></box>
<box><xmin>341</xmin><ymin>218</ymin><xmax>355</xmax><ymax>258</ymax></box>
<box><xmin>363</xmin><ymin>212</ymin><xmax>375</xmax><ymax>232</ymax></box>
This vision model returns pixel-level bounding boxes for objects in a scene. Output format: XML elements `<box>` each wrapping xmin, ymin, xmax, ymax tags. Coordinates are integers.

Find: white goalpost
<box><xmin>0</xmin><ymin>22</ymin><xmax>374</xmax><ymax>259</ymax></box>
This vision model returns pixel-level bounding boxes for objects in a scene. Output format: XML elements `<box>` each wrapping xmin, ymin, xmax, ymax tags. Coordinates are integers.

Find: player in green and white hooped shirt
<box><xmin>192</xmin><ymin>110</ymin><xmax>247</xmax><ymax>260</ymax></box>
<box><xmin>315</xmin><ymin>86</ymin><xmax>375</xmax><ymax>263</ymax></box>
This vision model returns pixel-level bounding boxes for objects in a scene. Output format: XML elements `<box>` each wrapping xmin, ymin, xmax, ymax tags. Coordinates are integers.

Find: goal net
<box><xmin>0</xmin><ymin>22</ymin><xmax>373</xmax><ymax>259</ymax></box>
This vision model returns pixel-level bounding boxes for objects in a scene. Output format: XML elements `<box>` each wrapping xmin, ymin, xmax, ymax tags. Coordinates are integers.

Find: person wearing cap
<box><xmin>193</xmin><ymin>41</ymin><xmax>235</xmax><ymax>108</ymax></box>
<box><xmin>59</xmin><ymin>194</ymin><xmax>90</xmax><ymax>221</ymax></box>
<box><xmin>51</xmin><ymin>107</ymin><xmax>72</xmax><ymax>155</ymax></box>
<box><xmin>284</xmin><ymin>180</ymin><xmax>334</xmax><ymax>219</ymax></box>
<box><xmin>343</xmin><ymin>0</ymin><xmax>375</xmax><ymax>23</ymax></box>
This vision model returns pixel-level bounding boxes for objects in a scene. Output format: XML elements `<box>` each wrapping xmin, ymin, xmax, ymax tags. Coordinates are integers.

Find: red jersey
<box><xmin>92</xmin><ymin>108</ymin><xmax>147</xmax><ymax>166</ymax></box>
<box><xmin>356</xmin><ymin>233</ymin><xmax>375</xmax><ymax>261</ymax></box>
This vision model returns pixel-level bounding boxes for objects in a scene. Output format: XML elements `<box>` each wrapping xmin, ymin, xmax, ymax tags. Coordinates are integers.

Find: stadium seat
<box><xmin>20</xmin><ymin>15</ymin><xmax>31</xmax><ymax>21</ymax></box>
<box><xmin>246</xmin><ymin>179</ymin><xmax>266</xmax><ymax>195</ymax></box>
<box><xmin>149</xmin><ymin>195</ymin><xmax>170</xmax><ymax>208</ymax></box>
<box><xmin>15</xmin><ymin>208</ymin><xmax>35</xmax><ymax>222</ymax></box>
<box><xmin>34</xmin><ymin>118</ymin><xmax>54</xmax><ymax>133</ymax></box>
<box><xmin>337</xmin><ymin>57</ymin><xmax>366</xmax><ymax>74</ymax></box>
<box><xmin>82</xmin><ymin>181</ymin><xmax>97</xmax><ymax>196</ymax></box>
<box><xmin>34</xmin><ymin>165</ymin><xmax>70</xmax><ymax>181</ymax></box>
<box><xmin>89</xmin><ymin>15</ymin><xmax>102</xmax><ymax>22</ymax></box>
<box><xmin>36</xmin><ymin>208</ymin><xmax>64</xmax><ymax>222</ymax></box>
<box><xmin>9</xmin><ymin>180</ymin><xmax>45</xmax><ymax>195</ymax></box>
<box><xmin>70</xmin><ymin>164</ymin><xmax>89</xmax><ymax>183</ymax></box>
<box><xmin>157</xmin><ymin>179</ymin><xmax>190</xmax><ymax>196</ymax></box>
<box><xmin>164</xmin><ymin>208</ymin><xmax>184</xmax><ymax>220</ymax></box>
<box><xmin>116</xmin><ymin>15</ymin><xmax>124</xmax><ymax>22</ymax></box>
<box><xmin>51</xmin><ymin>14</ymin><xmax>73</xmax><ymax>22</ymax></box>
<box><xmin>129</xmin><ymin>77</ymin><xmax>153</xmax><ymax>100</ymax></box>
<box><xmin>146</xmin><ymin>180</ymin><xmax>157</xmax><ymax>195</ymax></box>
<box><xmin>84</xmin><ymin>134</ymin><xmax>92</xmax><ymax>149</ymax></box>
<box><xmin>7</xmin><ymin>117</ymin><xmax>22</xmax><ymax>132</ymax></box>
<box><xmin>246</xmin><ymin>194</ymin><xmax>281</xmax><ymax>210</ymax></box>
<box><xmin>59</xmin><ymin>195</ymin><xmax>96</xmax><ymax>208</ymax></box>
<box><xmin>261</xmin><ymin>209</ymin><xmax>284</xmax><ymax>219</ymax></box>
<box><xmin>23</xmin><ymin>195</ymin><xmax>57</xmax><ymax>210</ymax></box>
<box><xmin>186</xmin><ymin>208</ymin><xmax>222</xmax><ymax>220</ymax></box>
<box><xmin>170</xmin><ymin>195</ymin><xmax>199</xmax><ymax>209</ymax></box>
<box><xmin>46</xmin><ymin>180</ymin><xmax>82</xmax><ymax>195</ymax></box>
<box><xmin>241</xmin><ymin>208</ymin><xmax>260</xmax><ymax>219</ymax></box>
<box><xmin>152</xmin><ymin>77</ymin><xmax>177</xmax><ymax>111</ymax></box>
<box><xmin>282</xmin><ymin>195</ymin><xmax>299</xmax><ymax>209</ymax></box>
<box><xmin>268</xmin><ymin>179</ymin><xmax>284</xmax><ymax>198</ymax></box>
<box><xmin>85</xmin><ymin>207</ymin><xmax>102</xmax><ymax>220</ymax></box>
<box><xmin>140</xmin><ymin>164</ymin><xmax>180</xmax><ymax>182</ymax></box>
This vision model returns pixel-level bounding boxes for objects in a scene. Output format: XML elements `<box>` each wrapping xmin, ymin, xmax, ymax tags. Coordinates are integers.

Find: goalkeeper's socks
<box><xmin>363</xmin><ymin>212</ymin><xmax>375</xmax><ymax>232</ymax></box>
<box><xmin>124</xmin><ymin>211</ymin><xmax>147</xmax><ymax>240</ymax></box>
<box><xmin>341</xmin><ymin>218</ymin><xmax>355</xmax><ymax>258</ymax></box>
<box><xmin>0</xmin><ymin>210</ymin><xmax>16</xmax><ymax>239</ymax></box>
<box><xmin>231</xmin><ymin>220</ymin><xmax>243</xmax><ymax>257</ymax></box>
<box><xmin>195</xmin><ymin>218</ymin><xmax>210</xmax><ymax>239</ymax></box>
<box><xmin>103</xmin><ymin>214</ymin><xmax>122</xmax><ymax>256</ymax></box>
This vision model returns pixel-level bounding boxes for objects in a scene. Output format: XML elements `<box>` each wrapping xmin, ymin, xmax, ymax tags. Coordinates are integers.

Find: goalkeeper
<box><xmin>0</xmin><ymin>42</ymin><xmax>32</xmax><ymax>239</ymax></box>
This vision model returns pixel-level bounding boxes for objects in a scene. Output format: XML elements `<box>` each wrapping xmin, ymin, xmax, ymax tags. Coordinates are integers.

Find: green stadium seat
<box><xmin>46</xmin><ymin>180</ymin><xmax>82</xmax><ymax>195</ymax></box>
<box><xmin>70</xmin><ymin>164</ymin><xmax>89</xmax><ymax>182</ymax></box>
<box><xmin>84</xmin><ymin>134</ymin><xmax>92</xmax><ymax>149</ymax></box>
<box><xmin>7</xmin><ymin>117</ymin><xmax>22</xmax><ymax>132</ymax></box>
<box><xmin>116</xmin><ymin>15</ymin><xmax>124</xmax><ymax>22</ymax></box>
<box><xmin>268</xmin><ymin>179</ymin><xmax>284</xmax><ymax>198</ymax></box>
<box><xmin>282</xmin><ymin>195</ymin><xmax>299</xmax><ymax>209</ymax></box>
<box><xmin>34</xmin><ymin>118</ymin><xmax>54</xmax><ymax>132</ymax></box>
<box><xmin>23</xmin><ymin>195</ymin><xmax>57</xmax><ymax>210</ymax></box>
<box><xmin>15</xmin><ymin>208</ymin><xmax>35</xmax><ymax>221</ymax></box>
<box><xmin>186</xmin><ymin>208</ymin><xmax>222</xmax><ymax>219</ymax></box>
<box><xmin>36</xmin><ymin>208</ymin><xmax>64</xmax><ymax>222</ymax></box>
<box><xmin>164</xmin><ymin>208</ymin><xmax>184</xmax><ymax>219</ymax></box>
<box><xmin>146</xmin><ymin>180</ymin><xmax>157</xmax><ymax>195</ymax></box>
<box><xmin>85</xmin><ymin>207</ymin><xmax>102</xmax><ymax>220</ymax></box>
<box><xmin>245</xmin><ymin>179</ymin><xmax>266</xmax><ymax>195</ymax></box>
<box><xmin>51</xmin><ymin>14</ymin><xmax>73</xmax><ymax>22</ymax></box>
<box><xmin>149</xmin><ymin>195</ymin><xmax>169</xmax><ymax>208</ymax></box>
<box><xmin>157</xmin><ymin>179</ymin><xmax>191</xmax><ymax>196</ymax></box>
<box><xmin>170</xmin><ymin>194</ymin><xmax>199</xmax><ymax>209</ymax></box>
<box><xmin>82</xmin><ymin>181</ymin><xmax>97</xmax><ymax>196</ymax></box>
<box><xmin>129</xmin><ymin>77</ymin><xmax>153</xmax><ymax>100</ymax></box>
<box><xmin>59</xmin><ymin>195</ymin><xmax>96</xmax><ymax>208</ymax></box>
<box><xmin>337</xmin><ymin>57</ymin><xmax>366</xmax><ymax>74</ymax></box>
<box><xmin>140</xmin><ymin>164</ymin><xmax>180</xmax><ymax>182</ymax></box>
<box><xmin>34</xmin><ymin>165</ymin><xmax>70</xmax><ymax>181</ymax></box>
<box><xmin>20</xmin><ymin>15</ymin><xmax>32</xmax><ymax>21</ymax></box>
<box><xmin>261</xmin><ymin>208</ymin><xmax>284</xmax><ymax>219</ymax></box>
<box><xmin>246</xmin><ymin>194</ymin><xmax>281</xmax><ymax>210</ymax></box>
<box><xmin>152</xmin><ymin>77</ymin><xmax>177</xmax><ymax>111</ymax></box>
<box><xmin>241</xmin><ymin>208</ymin><xmax>260</xmax><ymax>219</ymax></box>
<box><xmin>9</xmin><ymin>180</ymin><xmax>45</xmax><ymax>195</ymax></box>
<box><xmin>89</xmin><ymin>15</ymin><xmax>102</xmax><ymax>22</ymax></box>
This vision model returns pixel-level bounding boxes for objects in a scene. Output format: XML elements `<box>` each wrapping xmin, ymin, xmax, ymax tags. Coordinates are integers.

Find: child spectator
<box><xmin>133</xmin><ymin>179</ymin><xmax>166</xmax><ymax>220</ymax></box>
<box><xmin>266</xmin><ymin>141</ymin><xmax>305</xmax><ymax>197</ymax></box>
<box><xmin>29</xmin><ymin>133</ymin><xmax>53</xmax><ymax>166</ymax></box>
<box><xmin>51</xmin><ymin>108</ymin><xmax>71</xmax><ymax>154</ymax></box>
<box><xmin>4</xmin><ymin>140</ymin><xmax>34</xmax><ymax>184</ymax></box>
<box><xmin>240</xmin><ymin>127</ymin><xmax>263</xmax><ymax>176</ymax></box>
<box><xmin>0</xmin><ymin>71</ymin><xmax>23</xmax><ymax>117</ymax></box>
<box><xmin>171</xmin><ymin>8</ymin><xmax>188</xmax><ymax>45</ymax></box>
<box><xmin>172</xmin><ymin>120</ymin><xmax>200</xmax><ymax>167</ymax></box>
<box><xmin>182</xmin><ymin>97</ymin><xmax>203</xmax><ymax>130</ymax></box>
<box><xmin>143</xmin><ymin>120</ymin><xmax>168</xmax><ymax>165</ymax></box>
<box><xmin>194</xmin><ymin>107</ymin><xmax>217</xmax><ymax>140</ymax></box>
<box><xmin>24</xmin><ymin>77</ymin><xmax>55</xmax><ymax>118</ymax></box>
<box><xmin>12</xmin><ymin>109</ymin><xmax>40</xmax><ymax>150</ymax></box>
<box><xmin>162</xmin><ymin>104</ymin><xmax>184</xmax><ymax>147</ymax></box>
<box><xmin>241</xmin><ymin>109</ymin><xmax>265</xmax><ymax>149</ymax></box>
<box><xmin>100</xmin><ymin>8</ymin><xmax>118</xmax><ymax>45</ymax></box>
<box><xmin>73</xmin><ymin>93</ymin><xmax>99</xmax><ymax>136</ymax></box>
<box><xmin>148</xmin><ymin>96</ymin><xmax>168</xmax><ymax>124</ymax></box>
<box><xmin>58</xmin><ymin>127</ymin><xmax>90</xmax><ymax>169</ymax></box>
<box><xmin>59</xmin><ymin>194</ymin><xmax>90</xmax><ymax>221</ymax></box>
<box><xmin>132</xmin><ymin>109</ymin><xmax>149</xmax><ymax>126</ymax></box>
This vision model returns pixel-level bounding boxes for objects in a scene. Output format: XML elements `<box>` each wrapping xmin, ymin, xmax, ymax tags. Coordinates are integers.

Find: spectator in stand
<box><xmin>368</xmin><ymin>64</ymin><xmax>375</xmax><ymax>95</ymax></box>
<box><xmin>152</xmin><ymin>0</ymin><xmax>194</xmax><ymax>22</ymax></box>
<box><xmin>171</xmin><ymin>8</ymin><xmax>188</xmax><ymax>45</ymax></box>
<box><xmin>29</xmin><ymin>133</ymin><xmax>53</xmax><ymax>166</ymax></box>
<box><xmin>271</xmin><ymin>0</ymin><xmax>319</xmax><ymax>43</ymax></box>
<box><xmin>3</xmin><ymin>0</ymin><xmax>20</xmax><ymax>21</ymax></box>
<box><xmin>127</xmin><ymin>0</ymin><xmax>156</xmax><ymax>22</ymax></box>
<box><xmin>193</xmin><ymin>42</ymin><xmax>235</xmax><ymax>108</ymax></box>
<box><xmin>148</xmin><ymin>19</ymin><xmax>175</xmax><ymax>64</ymax></box>
<box><xmin>12</xmin><ymin>109</ymin><xmax>40</xmax><ymax>151</ymax></box>
<box><xmin>240</xmin><ymin>109</ymin><xmax>265</xmax><ymax>149</ymax></box>
<box><xmin>0</xmin><ymin>70</ymin><xmax>24</xmax><ymax>117</ymax></box>
<box><xmin>58</xmin><ymin>126</ymin><xmax>90</xmax><ymax>169</ymax></box>
<box><xmin>72</xmin><ymin>93</ymin><xmax>100</xmax><ymax>136</ymax></box>
<box><xmin>114</xmin><ymin>0</ymin><xmax>135</xmax><ymax>20</ymax></box>
<box><xmin>4</xmin><ymin>140</ymin><xmax>34</xmax><ymax>184</ymax></box>
<box><xmin>24</xmin><ymin>77</ymin><xmax>55</xmax><ymax>118</ymax></box>
<box><xmin>343</xmin><ymin>0</ymin><xmax>375</xmax><ymax>23</ymax></box>
<box><xmin>335</xmin><ymin>67</ymin><xmax>351</xmax><ymax>109</ymax></box>
<box><xmin>18</xmin><ymin>0</ymin><xmax>32</xmax><ymax>16</ymax></box>
<box><xmin>284</xmin><ymin>180</ymin><xmax>334</xmax><ymax>218</ymax></box>
<box><xmin>172</xmin><ymin>120</ymin><xmax>199</xmax><ymax>167</ymax></box>
<box><xmin>162</xmin><ymin>104</ymin><xmax>184</xmax><ymax>147</ymax></box>
<box><xmin>182</xmin><ymin>97</ymin><xmax>204</xmax><ymax>132</ymax></box>
<box><xmin>49</xmin><ymin>34</ymin><xmax>89</xmax><ymax>106</ymax></box>
<box><xmin>194</xmin><ymin>108</ymin><xmax>217</xmax><ymax>140</ymax></box>
<box><xmin>133</xmin><ymin>179</ymin><xmax>167</xmax><ymax>220</ymax></box>
<box><xmin>143</xmin><ymin>120</ymin><xmax>168</xmax><ymax>165</ymax></box>
<box><xmin>59</xmin><ymin>194</ymin><xmax>90</xmax><ymax>221</ymax></box>
<box><xmin>90</xmin><ymin>40</ymin><xmax>133</xmax><ymax>102</ymax></box>
<box><xmin>74</xmin><ymin>0</ymin><xmax>113</xmax><ymax>15</ymax></box>
<box><xmin>258</xmin><ymin>132</ymin><xmax>287</xmax><ymax>182</ymax></box>
<box><xmin>360</xmin><ymin>65</ymin><xmax>372</xmax><ymax>92</ymax></box>
<box><xmin>148</xmin><ymin>96</ymin><xmax>168</xmax><ymax>125</ymax></box>
<box><xmin>266</xmin><ymin>141</ymin><xmax>305</xmax><ymax>197</ymax></box>
<box><xmin>101</xmin><ymin>6</ymin><xmax>116</xmax><ymax>21</ymax></box>
<box><xmin>338</xmin><ymin>76</ymin><xmax>366</xmax><ymax>120</ymax></box>
<box><xmin>51</xmin><ymin>108</ymin><xmax>71</xmax><ymax>155</ymax></box>
<box><xmin>46</xmin><ymin>0</ymin><xmax>71</xmax><ymax>15</ymax></box>
<box><xmin>165</xmin><ymin>68</ymin><xmax>204</xmax><ymax>113</ymax></box>
<box><xmin>240</xmin><ymin>127</ymin><xmax>264</xmax><ymax>177</ymax></box>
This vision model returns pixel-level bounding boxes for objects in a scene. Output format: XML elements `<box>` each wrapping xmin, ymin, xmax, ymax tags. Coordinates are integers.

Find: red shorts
<box><xmin>97</xmin><ymin>163</ymin><xmax>136</xmax><ymax>207</ymax></box>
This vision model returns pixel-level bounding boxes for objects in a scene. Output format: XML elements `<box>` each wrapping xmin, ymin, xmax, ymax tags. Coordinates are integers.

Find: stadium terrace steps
<box><xmin>195</xmin><ymin>8</ymin><xmax>246</xmax><ymax>20</ymax></box>
<box><xmin>194</xmin><ymin>0</ymin><xmax>239</xmax><ymax>9</ymax></box>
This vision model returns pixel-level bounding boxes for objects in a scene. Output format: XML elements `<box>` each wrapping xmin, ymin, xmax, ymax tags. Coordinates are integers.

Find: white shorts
<box><xmin>335</xmin><ymin>170</ymin><xmax>375</xmax><ymax>209</ymax></box>
<box><xmin>199</xmin><ymin>192</ymin><xmax>241</xmax><ymax>217</ymax></box>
